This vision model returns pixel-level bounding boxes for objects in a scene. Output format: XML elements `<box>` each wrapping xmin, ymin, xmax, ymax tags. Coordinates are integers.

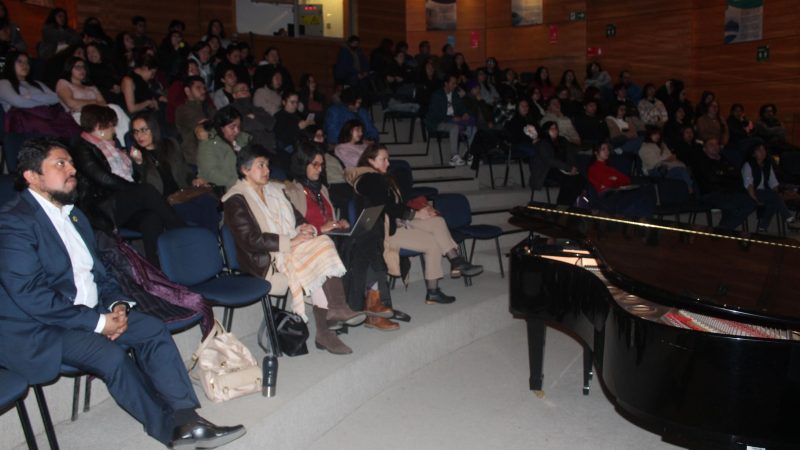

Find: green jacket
<box><xmin>197</xmin><ymin>130</ymin><xmax>252</xmax><ymax>191</ymax></box>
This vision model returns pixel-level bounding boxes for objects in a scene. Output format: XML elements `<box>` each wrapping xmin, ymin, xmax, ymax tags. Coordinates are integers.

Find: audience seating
<box><xmin>1</xmin><ymin>368</ymin><xmax>38</xmax><ymax>450</ymax></box>
<box><xmin>434</xmin><ymin>193</ymin><xmax>504</xmax><ymax>285</ymax></box>
<box><xmin>388</xmin><ymin>160</ymin><xmax>438</xmax><ymax>199</ymax></box>
<box><xmin>157</xmin><ymin>227</ymin><xmax>278</xmax><ymax>340</ymax></box>
<box><xmin>381</xmin><ymin>110</ymin><xmax>422</xmax><ymax>145</ymax></box>
<box><xmin>423</xmin><ymin>129</ymin><xmax>453</xmax><ymax>166</ymax></box>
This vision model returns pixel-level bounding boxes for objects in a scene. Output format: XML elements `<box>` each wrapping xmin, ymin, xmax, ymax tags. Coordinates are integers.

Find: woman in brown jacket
<box><xmin>222</xmin><ymin>145</ymin><xmax>364</xmax><ymax>355</ymax></box>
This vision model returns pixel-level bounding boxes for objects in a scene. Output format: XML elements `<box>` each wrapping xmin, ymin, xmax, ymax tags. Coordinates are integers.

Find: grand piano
<box><xmin>508</xmin><ymin>202</ymin><xmax>800</xmax><ymax>450</ymax></box>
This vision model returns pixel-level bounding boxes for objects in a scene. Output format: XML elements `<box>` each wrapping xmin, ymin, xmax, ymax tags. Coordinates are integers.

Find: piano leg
<box><xmin>526</xmin><ymin>318</ymin><xmax>545</xmax><ymax>398</ymax></box>
<box><xmin>582</xmin><ymin>345</ymin><xmax>592</xmax><ymax>396</ymax></box>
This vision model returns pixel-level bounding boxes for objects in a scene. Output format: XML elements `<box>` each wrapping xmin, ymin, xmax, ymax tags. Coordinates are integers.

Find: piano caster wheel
<box><xmin>533</xmin><ymin>390</ymin><xmax>545</xmax><ymax>399</ymax></box>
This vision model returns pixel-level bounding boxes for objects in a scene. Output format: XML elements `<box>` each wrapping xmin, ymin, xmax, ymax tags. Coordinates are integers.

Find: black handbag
<box><xmin>258</xmin><ymin>308</ymin><xmax>309</xmax><ymax>357</ymax></box>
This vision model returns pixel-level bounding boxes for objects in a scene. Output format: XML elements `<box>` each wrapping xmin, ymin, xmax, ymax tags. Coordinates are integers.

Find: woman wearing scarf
<box><xmin>285</xmin><ymin>143</ymin><xmax>400</xmax><ymax>331</ymax></box>
<box><xmin>223</xmin><ymin>145</ymin><xmax>365</xmax><ymax>354</ymax></box>
<box><xmin>70</xmin><ymin>105</ymin><xmax>183</xmax><ymax>265</ymax></box>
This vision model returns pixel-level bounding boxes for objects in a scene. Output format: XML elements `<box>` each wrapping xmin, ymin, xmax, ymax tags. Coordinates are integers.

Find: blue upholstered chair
<box><xmin>1</xmin><ymin>368</ymin><xmax>38</xmax><ymax>450</ymax></box>
<box><xmin>434</xmin><ymin>193</ymin><xmax>504</xmax><ymax>286</ymax></box>
<box><xmin>157</xmin><ymin>227</ymin><xmax>276</xmax><ymax>339</ymax></box>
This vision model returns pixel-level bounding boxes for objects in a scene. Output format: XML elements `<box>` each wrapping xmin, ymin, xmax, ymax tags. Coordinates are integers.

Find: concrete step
<box><xmin>412</xmin><ymin>176</ymin><xmax>479</xmax><ymax>193</ymax></box>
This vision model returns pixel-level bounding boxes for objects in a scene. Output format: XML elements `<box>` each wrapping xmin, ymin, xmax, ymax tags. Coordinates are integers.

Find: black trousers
<box><xmin>113</xmin><ymin>184</ymin><xmax>184</xmax><ymax>265</ymax></box>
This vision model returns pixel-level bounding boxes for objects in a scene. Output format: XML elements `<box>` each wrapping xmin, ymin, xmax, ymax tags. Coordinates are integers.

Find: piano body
<box><xmin>508</xmin><ymin>203</ymin><xmax>800</xmax><ymax>450</ymax></box>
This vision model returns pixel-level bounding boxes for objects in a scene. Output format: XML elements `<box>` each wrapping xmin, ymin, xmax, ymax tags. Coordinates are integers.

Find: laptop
<box><xmin>326</xmin><ymin>205</ymin><xmax>384</xmax><ymax>237</ymax></box>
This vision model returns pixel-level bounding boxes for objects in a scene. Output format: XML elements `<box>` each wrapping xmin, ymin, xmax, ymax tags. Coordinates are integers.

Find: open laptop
<box><xmin>326</xmin><ymin>205</ymin><xmax>384</xmax><ymax>237</ymax></box>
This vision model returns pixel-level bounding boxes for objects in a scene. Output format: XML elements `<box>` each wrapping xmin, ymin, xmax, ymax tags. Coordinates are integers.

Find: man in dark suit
<box><xmin>0</xmin><ymin>138</ymin><xmax>245</xmax><ymax>449</ymax></box>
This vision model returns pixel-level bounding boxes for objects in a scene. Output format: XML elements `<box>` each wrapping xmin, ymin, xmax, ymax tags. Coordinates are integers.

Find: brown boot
<box><xmin>313</xmin><ymin>306</ymin><xmax>352</xmax><ymax>355</ymax></box>
<box><xmin>365</xmin><ymin>315</ymin><xmax>400</xmax><ymax>331</ymax></box>
<box><xmin>322</xmin><ymin>278</ymin><xmax>366</xmax><ymax>328</ymax></box>
<box><xmin>364</xmin><ymin>289</ymin><xmax>393</xmax><ymax>318</ymax></box>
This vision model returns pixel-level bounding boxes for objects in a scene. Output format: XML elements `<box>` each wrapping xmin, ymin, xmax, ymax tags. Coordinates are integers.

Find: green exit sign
<box><xmin>756</xmin><ymin>45</ymin><xmax>769</xmax><ymax>61</ymax></box>
<box><xmin>606</xmin><ymin>24</ymin><xmax>617</xmax><ymax>38</ymax></box>
<box><xmin>569</xmin><ymin>11</ymin><xmax>586</xmax><ymax>21</ymax></box>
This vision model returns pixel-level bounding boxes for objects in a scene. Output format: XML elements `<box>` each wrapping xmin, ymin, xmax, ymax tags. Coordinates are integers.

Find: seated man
<box><xmin>690</xmin><ymin>137</ymin><xmax>757</xmax><ymax>230</ymax></box>
<box><xmin>176</xmin><ymin>76</ymin><xmax>217</xmax><ymax>166</ymax></box>
<box><xmin>424</xmin><ymin>74</ymin><xmax>476</xmax><ymax>167</ymax></box>
<box><xmin>0</xmin><ymin>138</ymin><xmax>245</xmax><ymax>449</ymax></box>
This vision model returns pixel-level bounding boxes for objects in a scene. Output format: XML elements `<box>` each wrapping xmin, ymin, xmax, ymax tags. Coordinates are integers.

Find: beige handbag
<box><xmin>188</xmin><ymin>320</ymin><xmax>262</xmax><ymax>402</ymax></box>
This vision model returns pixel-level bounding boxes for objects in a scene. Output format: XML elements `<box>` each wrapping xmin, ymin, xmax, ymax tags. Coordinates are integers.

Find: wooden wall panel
<box><xmin>585</xmin><ymin>7</ymin><xmax>693</xmax><ymax>86</ymax></box>
<box><xmin>358</xmin><ymin>0</ymin><xmax>406</xmax><ymax>50</ymax></box>
<box><xmin>485</xmin><ymin>22</ymin><xmax>585</xmax><ymax>76</ymax></box>
<box><xmin>6</xmin><ymin>0</ymin><xmax>77</xmax><ymax>56</ymax></box>
<box><xmin>588</xmin><ymin>0</ymin><xmax>692</xmax><ymax>21</ymax></box>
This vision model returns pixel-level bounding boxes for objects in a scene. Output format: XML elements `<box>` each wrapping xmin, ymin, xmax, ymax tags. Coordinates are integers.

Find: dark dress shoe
<box><xmin>449</xmin><ymin>257</ymin><xmax>484</xmax><ymax>278</ymax></box>
<box><xmin>425</xmin><ymin>288</ymin><xmax>456</xmax><ymax>305</ymax></box>
<box><xmin>169</xmin><ymin>417</ymin><xmax>246</xmax><ymax>449</ymax></box>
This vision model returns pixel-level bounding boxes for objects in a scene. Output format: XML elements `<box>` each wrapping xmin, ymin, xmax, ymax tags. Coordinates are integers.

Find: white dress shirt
<box><xmin>30</xmin><ymin>189</ymin><xmax>108</xmax><ymax>333</ymax></box>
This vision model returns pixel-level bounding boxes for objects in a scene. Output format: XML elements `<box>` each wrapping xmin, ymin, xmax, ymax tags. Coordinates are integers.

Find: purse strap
<box><xmin>187</xmin><ymin>319</ymin><xmax>226</xmax><ymax>372</ymax></box>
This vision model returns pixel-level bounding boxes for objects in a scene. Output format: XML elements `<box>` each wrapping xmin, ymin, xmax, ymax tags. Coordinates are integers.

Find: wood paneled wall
<box><xmin>405</xmin><ymin>0</ymin><xmax>799</xmax><ymax>141</ymax></box>
<box><xmin>5</xmin><ymin>0</ymin><xmax>77</xmax><ymax>55</ymax></box>
<box><xmin>358</xmin><ymin>0</ymin><xmax>406</xmax><ymax>50</ymax></box>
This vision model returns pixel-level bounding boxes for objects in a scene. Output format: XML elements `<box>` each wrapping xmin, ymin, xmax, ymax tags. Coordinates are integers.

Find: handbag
<box><xmin>188</xmin><ymin>320</ymin><xmax>262</xmax><ymax>402</ymax></box>
<box><xmin>258</xmin><ymin>308</ymin><xmax>309</xmax><ymax>357</ymax></box>
<box><xmin>167</xmin><ymin>186</ymin><xmax>215</xmax><ymax>206</ymax></box>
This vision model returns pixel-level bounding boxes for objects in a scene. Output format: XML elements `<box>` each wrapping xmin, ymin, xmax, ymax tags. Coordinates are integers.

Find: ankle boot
<box><xmin>322</xmin><ymin>278</ymin><xmax>366</xmax><ymax>327</ymax></box>
<box><xmin>364</xmin><ymin>289</ymin><xmax>393</xmax><ymax>318</ymax></box>
<box><xmin>365</xmin><ymin>315</ymin><xmax>400</xmax><ymax>331</ymax></box>
<box><xmin>313</xmin><ymin>306</ymin><xmax>352</xmax><ymax>355</ymax></box>
<box><xmin>449</xmin><ymin>256</ymin><xmax>484</xmax><ymax>278</ymax></box>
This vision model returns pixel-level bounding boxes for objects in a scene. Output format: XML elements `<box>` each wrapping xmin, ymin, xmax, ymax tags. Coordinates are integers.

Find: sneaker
<box><xmin>613</xmin><ymin>147</ymin><xmax>624</xmax><ymax>155</ymax></box>
<box><xmin>465</xmin><ymin>154</ymin><xmax>474</xmax><ymax>167</ymax></box>
<box><xmin>425</xmin><ymin>288</ymin><xmax>456</xmax><ymax>305</ymax></box>
<box><xmin>449</xmin><ymin>154</ymin><xmax>466</xmax><ymax>166</ymax></box>
<box><xmin>787</xmin><ymin>217</ymin><xmax>800</xmax><ymax>230</ymax></box>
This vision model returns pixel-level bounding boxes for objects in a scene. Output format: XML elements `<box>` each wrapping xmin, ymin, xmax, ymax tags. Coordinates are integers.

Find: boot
<box><xmin>313</xmin><ymin>306</ymin><xmax>352</xmax><ymax>355</ymax></box>
<box><xmin>365</xmin><ymin>315</ymin><xmax>400</xmax><ymax>331</ymax></box>
<box><xmin>364</xmin><ymin>289</ymin><xmax>393</xmax><ymax>318</ymax></box>
<box><xmin>322</xmin><ymin>278</ymin><xmax>366</xmax><ymax>328</ymax></box>
<box><xmin>449</xmin><ymin>255</ymin><xmax>483</xmax><ymax>278</ymax></box>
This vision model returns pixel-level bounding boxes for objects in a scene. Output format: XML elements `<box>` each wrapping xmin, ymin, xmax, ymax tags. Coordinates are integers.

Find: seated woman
<box><xmin>70</xmin><ymin>104</ymin><xmax>184</xmax><ymax>265</ymax></box>
<box><xmin>345</xmin><ymin>145</ymin><xmax>483</xmax><ymax>305</ymax></box>
<box><xmin>56</xmin><ymin>56</ymin><xmax>130</xmax><ymax>142</ymax></box>
<box><xmin>530</xmin><ymin>122</ymin><xmax>587</xmax><ymax>205</ymax></box>
<box><xmin>637</xmin><ymin>83</ymin><xmax>668</xmax><ymax>128</ymax></box>
<box><xmin>638</xmin><ymin>126</ymin><xmax>693</xmax><ymax>193</ymax></box>
<box><xmin>0</xmin><ymin>51</ymin><xmax>59</xmax><ymax>111</ymax></box>
<box><xmin>298</xmin><ymin>73</ymin><xmax>327</xmax><ymax>120</ymax></box>
<box><xmin>334</xmin><ymin>119</ymin><xmax>367</xmax><ymax>169</ymax></box>
<box><xmin>695</xmin><ymin>100</ymin><xmax>728</xmax><ymax>146</ymax></box>
<box><xmin>128</xmin><ymin>111</ymin><xmax>220</xmax><ymax>233</ymax></box>
<box><xmin>197</xmin><ymin>106</ymin><xmax>252</xmax><ymax>191</ymax></box>
<box><xmin>301</xmin><ymin>126</ymin><xmax>353</xmax><ymax>215</ymax></box>
<box><xmin>742</xmin><ymin>142</ymin><xmax>799</xmax><ymax>233</ymax></box>
<box><xmin>605</xmin><ymin>103</ymin><xmax>643</xmax><ymax>155</ymax></box>
<box><xmin>274</xmin><ymin>90</ymin><xmax>314</xmax><ymax>154</ymax></box>
<box><xmin>38</xmin><ymin>7</ymin><xmax>80</xmax><ymax>59</ymax></box>
<box><xmin>253</xmin><ymin>67</ymin><xmax>284</xmax><ymax>116</ymax></box>
<box><xmin>504</xmin><ymin>99</ymin><xmax>539</xmax><ymax>158</ymax></box>
<box><xmin>587</xmin><ymin>141</ymin><xmax>656</xmax><ymax>219</ymax></box>
<box><xmin>285</xmin><ymin>143</ymin><xmax>399</xmax><ymax>330</ymax></box>
<box><xmin>85</xmin><ymin>42</ymin><xmax>123</xmax><ymax>106</ymax></box>
<box><xmin>222</xmin><ymin>145</ymin><xmax>365</xmax><ymax>354</ymax></box>
<box><xmin>121</xmin><ymin>52</ymin><xmax>164</xmax><ymax>116</ymax></box>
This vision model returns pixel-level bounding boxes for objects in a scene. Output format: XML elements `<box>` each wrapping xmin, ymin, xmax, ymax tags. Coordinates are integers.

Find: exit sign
<box><xmin>569</xmin><ymin>11</ymin><xmax>586</xmax><ymax>21</ymax></box>
<box><xmin>756</xmin><ymin>45</ymin><xmax>769</xmax><ymax>61</ymax></box>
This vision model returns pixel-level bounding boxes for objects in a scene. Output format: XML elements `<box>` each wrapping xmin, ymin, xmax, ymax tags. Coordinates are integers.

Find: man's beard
<box><xmin>47</xmin><ymin>186</ymin><xmax>78</xmax><ymax>206</ymax></box>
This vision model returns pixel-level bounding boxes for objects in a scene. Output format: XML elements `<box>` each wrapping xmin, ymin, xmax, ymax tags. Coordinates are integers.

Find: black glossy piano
<box><xmin>508</xmin><ymin>202</ymin><xmax>800</xmax><ymax>450</ymax></box>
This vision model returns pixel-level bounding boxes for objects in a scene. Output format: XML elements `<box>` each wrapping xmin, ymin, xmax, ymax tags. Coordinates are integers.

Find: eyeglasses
<box><xmin>310</xmin><ymin>161</ymin><xmax>325</xmax><ymax>168</ymax></box>
<box><xmin>132</xmin><ymin>127</ymin><xmax>151</xmax><ymax>135</ymax></box>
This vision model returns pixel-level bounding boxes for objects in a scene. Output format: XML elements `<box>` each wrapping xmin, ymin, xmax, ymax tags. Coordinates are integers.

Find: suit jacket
<box><xmin>0</xmin><ymin>190</ymin><xmax>129</xmax><ymax>383</ymax></box>
<box><xmin>424</xmin><ymin>88</ymin><xmax>466</xmax><ymax>132</ymax></box>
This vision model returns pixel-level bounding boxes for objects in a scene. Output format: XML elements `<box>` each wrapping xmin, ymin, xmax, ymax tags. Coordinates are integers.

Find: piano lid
<box><xmin>510</xmin><ymin>203</ymin><xmax>800</xmax><ymax>328</ymax></box>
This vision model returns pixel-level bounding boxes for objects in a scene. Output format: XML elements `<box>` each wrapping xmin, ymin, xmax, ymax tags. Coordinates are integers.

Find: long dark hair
<box><xmin>206</xmin><ymin>19</ymin><xmax>226</xmax><ymax>40</ymax></box>
<box><xmin>44</xmin><ymin>8</ymin><xmax>68</xmax><ymax>28</ymax></box>
<box><xmin>3</xmin><ymin>52</ymin><xmax>43</xmax><ymax>94</ymax></box>
<box><xmin>290</xmin><ymin>142</ymin><xmax>325</xmax><ymax>182</ymax></box>
<box><xmin>558</xmin><ymin>69</ymin><xmax>581</xmax><ymax>91</ymax></box>
<box><xmin>61</xmin><ymin>56</ymin><xmax>87</xmax><ymax>84</ymax></box>
<box><xmin>212</xmin><ymin>105</ymin><xmax>241</xmax><ymax>143</ymax></box>
<box><xmin>130</xmin><ymin>110</ymin><xmax>171</xmax><ymax>169</ymax></box>
<box><xmin>338</xmin><ymin>119</ymin><xmax>363</xmax><ymax>144</ymax></box>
